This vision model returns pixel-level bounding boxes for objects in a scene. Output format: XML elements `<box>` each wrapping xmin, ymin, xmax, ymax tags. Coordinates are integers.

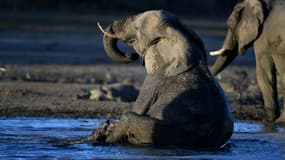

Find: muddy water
<box><xmin>0</xmin><ymin>118</ymin><xmax>284</xmax><ymax>160</ymax></box>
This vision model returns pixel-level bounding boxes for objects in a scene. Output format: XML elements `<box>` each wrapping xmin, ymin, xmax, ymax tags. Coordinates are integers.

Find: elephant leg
<box><xmin>105</xmin><ymin>112</ymin><xmax>196</xmax><ymax>145</ymax></box>
<box><xmin>256</xmin><ymin>56</ymin><xmax>280</xmax><ymax>122</ymax></box>
<box><xmin>276</xmin><ymin>74</ymin><xmax>285</xmax><ymax>124</ymax></box>
<box><xmin>272</xmin><ymin>52</ymin><xmax>285</xmax><ymax>124</ymax></box>
<box><xmin>105</xmin><ymin>112</ymin><xmax>155</xmax><ymax>144</ymax></box>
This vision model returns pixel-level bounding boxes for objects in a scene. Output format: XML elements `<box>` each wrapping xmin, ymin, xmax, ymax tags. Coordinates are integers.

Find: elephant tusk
<box><xmin>209</xmin><ymin>48</ymin><xmax>226</xmax><ymax>56</ymax></box>
<box><xmin>0</xmin><ymin>67</ymin><xmax>6</xmax><ymax>72</ymax></box>
<box><xmin>97</xmin><ymin>22</ymin><xmax>118</xmax><ymax>38</ymax></box>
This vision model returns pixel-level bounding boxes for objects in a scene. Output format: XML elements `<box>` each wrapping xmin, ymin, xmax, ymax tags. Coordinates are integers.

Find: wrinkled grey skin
<box><xmin>54</xmin><ymin>10</ymin><xmax>233</xmax><ymax>148</ymax></box>
<box><xmin>96</xmin><ymin>10</ymin><xmax>233</xmax><ymax>148</ymax></box>
<box><xmin>211</xmin><ymin>0</ymin><xmax>285</xmax><ymax>123</ymax></box>
<box><xmin>55</xmin><ymin>10</ymin><xmax>234</xmax><ymax>148</ymax></box>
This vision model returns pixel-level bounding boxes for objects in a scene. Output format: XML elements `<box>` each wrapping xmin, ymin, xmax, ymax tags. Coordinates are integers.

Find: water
<box><xmin>0</xmin><ymin>117</ymin><xmax>284</xmax><ymax>160</ymax></box>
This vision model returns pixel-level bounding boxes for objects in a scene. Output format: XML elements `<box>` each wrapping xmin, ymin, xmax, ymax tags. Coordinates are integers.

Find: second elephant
<box><xmin>210</xmin><ymin>0</ymin><xmax>285</xmax><ymax>123</ymax></box>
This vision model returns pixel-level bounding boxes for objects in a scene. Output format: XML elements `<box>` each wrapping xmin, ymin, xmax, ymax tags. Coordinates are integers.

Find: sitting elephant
<box><xmin>56</xmin><ymin>10</ymin><xmax>233</xmax><ymax>148</ymax></box>
<box><xmin>95</xmin><ymin>10</ymin><xmax>233</xmax><ymax>148</ymax></box>
<box><xmin>210</xmin><ymin>0</ymin><xmax>285</xmax><ymax>123</ymax></box>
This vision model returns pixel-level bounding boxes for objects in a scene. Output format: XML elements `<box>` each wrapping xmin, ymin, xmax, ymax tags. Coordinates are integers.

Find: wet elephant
<box><xmin>210</xmin><ymin>0</ymin><xmax>285</xmax><ymax>123</ymax></box>
<box><xmin>96</xmin><ymin>10</ymin><xmax>233</xmax><ymax>148</ymax></box>
<box><xmin>58</xmin><ymin>10</ymin><xmax>233</xmax><ymax>148</ymax></box>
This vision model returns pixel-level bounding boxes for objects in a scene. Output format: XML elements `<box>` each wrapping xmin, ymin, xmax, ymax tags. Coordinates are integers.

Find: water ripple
<box><xmin>0</xmin><ymin>117</ymin><xmax>284</xmax><ymax>159</ymax></box>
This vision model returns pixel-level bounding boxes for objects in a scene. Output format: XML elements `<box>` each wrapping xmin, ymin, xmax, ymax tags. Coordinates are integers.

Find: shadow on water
<box><xmin>0</xmin><ymin>117</ymin><xmax>285</xmax><ymax>159</ymax></box>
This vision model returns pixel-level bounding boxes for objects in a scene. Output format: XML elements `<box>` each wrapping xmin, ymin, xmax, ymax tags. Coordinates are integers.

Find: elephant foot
<box><xmin>86</xmin><ymin>121</ymin><xmax>110</xmax><ymax>143</ymax></box>
<box><xmin>264</xmin><ymin>107</ymin><xmax>280</xmax><ymax>122</ymax></box>
<box><xmin>105</xmin><ymin>118</ymin><xmax>129</xmax><ymax>143</ymax></box>
<box><xmin>275</xmin><ymin>111</ymin><xmax>285</xmax><ymax>125</ymax></box>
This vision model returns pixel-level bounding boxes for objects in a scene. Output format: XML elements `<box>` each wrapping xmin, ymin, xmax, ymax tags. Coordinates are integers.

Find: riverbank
<box><xmin>0</xmin><ymin>64</ymin><xmax>269</xmax><ymax>121</ymax></box>
<box><xmin>0</xmin><ymin>12</ymin><xmax>278</xmax><ymax>122</ymax></box>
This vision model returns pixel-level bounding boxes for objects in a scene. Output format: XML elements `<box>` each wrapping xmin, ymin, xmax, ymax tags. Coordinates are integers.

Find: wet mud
<box><xmin>0</xmin><ymin>64</ymin><xmax>280</xmax><ymax>122</ymax></box>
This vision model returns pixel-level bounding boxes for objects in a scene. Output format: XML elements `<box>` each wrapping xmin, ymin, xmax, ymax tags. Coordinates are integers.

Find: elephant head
<box><xmin>98</xmin><ymin>10</ymin><xmax>206</xmax><ymax>77</ymax></box>
<box><xmin>210</xmin><ymin>0</ymin><xmax>269</xmax><ymax>75</ymax></box>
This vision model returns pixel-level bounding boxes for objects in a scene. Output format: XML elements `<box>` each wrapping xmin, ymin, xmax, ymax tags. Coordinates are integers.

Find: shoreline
<box><xmin>0</xmin><ymin>64</ymin><xmax>268</xmax><ymax>122</ymax></box>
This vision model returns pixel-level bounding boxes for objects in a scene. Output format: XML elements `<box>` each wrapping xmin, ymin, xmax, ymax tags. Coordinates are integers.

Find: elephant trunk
<box><xmin>210</xmin><ymin>51</ymin><xmax>238</xmax><ymax>76</ymax></box>
<box><xmin>98</xmin><ymin>22</ymin><xmax>139</xmax><ymax>64</ymax></box>
<box><xmin>210</xmin><ymin>30</ymin><xmax>238</xmax><ymax>75</ymax></box>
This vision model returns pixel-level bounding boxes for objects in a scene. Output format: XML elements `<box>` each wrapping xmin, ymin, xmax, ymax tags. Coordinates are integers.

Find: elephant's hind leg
<box><xmin>256</xmin><ymin>55</ymin><xmax>280</xmax><ymax>122</ymax></box>
<box><xmin>276</xmin><ymin>73</ymin><xmax>285</xmax><ymax>124</ymax></box>
<box><xmin>272</xmin><ymin>52</ymin><xmax>285</xmax><ymax>124</ymax></box>
<box><xmin>105</xmin><ymin>112</ymin><xmax>155</xmax><ymax>144</ymax></box>
<box><xmin>105</xmin><ymin>112</ymin><xmax>207</xmax><ymax>146</ymax></box>
<box><xmin>105</xmin><ymin>112</ymin><xmax>194</xmax><ymax>145</ymax></box>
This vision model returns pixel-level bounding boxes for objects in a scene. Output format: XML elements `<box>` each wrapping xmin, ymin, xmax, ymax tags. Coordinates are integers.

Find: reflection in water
<box><xmin>0</xmin><ymin>117</ymin><xmax>284</xmax><ymax>159</ymax></box>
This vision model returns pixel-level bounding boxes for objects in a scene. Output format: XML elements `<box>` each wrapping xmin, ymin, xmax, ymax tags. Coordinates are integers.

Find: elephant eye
<box><xmin>150</xmin><ymin>37</ymin><xmax>162</xmax><ymax>45</ymax></box>
<box><xmin>127</xmin><ymin>38</ymin><xmax>137</xmax><ymax>45</ymax></box>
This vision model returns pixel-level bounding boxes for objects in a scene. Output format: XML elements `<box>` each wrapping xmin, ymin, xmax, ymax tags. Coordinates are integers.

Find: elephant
<box><xmin>55</xmin><ymin>10</ymin><xmax>234</xmax><ymax>148</ymax></box>
<box><xmin>210</xmin><ymin>0</ymin><xmax>285</xmax><ymax>123</ymax></box>
<box><xmin>94</xmin><ymin>10</ymin><xmax>234</xmax><ymax>148</ymax></box>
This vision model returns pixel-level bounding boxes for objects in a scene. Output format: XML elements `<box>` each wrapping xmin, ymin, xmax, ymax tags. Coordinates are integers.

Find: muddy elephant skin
<box><xmin>96</xmin><ymin>10</ymin><xmax>234</xmax><ymax>148</ymax></box>
<box><xmin>210</xmin><ymin>0</ymin><xmax>285</xmax><ymax>123</ymax></box>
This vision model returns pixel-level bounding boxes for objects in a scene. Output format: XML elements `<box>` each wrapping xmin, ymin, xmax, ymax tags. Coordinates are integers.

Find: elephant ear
<box><xmin>227</xmin><ymin>0</ymin><xmax>265</xmax><ymax>54</ymax></box>
<box><xmin>142</xmin><ymin>11</ymin><xmax>206</xmax><ymax>77</ymax></box>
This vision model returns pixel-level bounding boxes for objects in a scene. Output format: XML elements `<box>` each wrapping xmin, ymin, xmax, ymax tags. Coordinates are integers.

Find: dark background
<box><xmin>0</xmin><ymin>0</ymin><xmax>239</xmax><ymax>18</ymax></box>
<box><xmin>0</xmin><ymin>0</ymin><xmax>249</xmax><ymax>65</ymax></box>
